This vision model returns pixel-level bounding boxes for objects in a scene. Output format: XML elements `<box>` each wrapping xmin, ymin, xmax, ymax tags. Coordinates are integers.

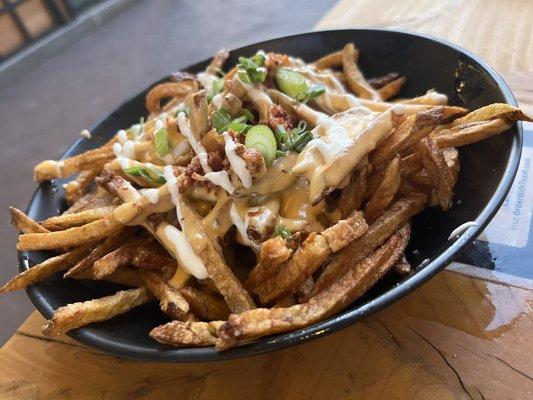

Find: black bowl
<box><xmin>20</xmin><ymin>29</ymin><xmax>523</xmax><ymax>362</ymax></box>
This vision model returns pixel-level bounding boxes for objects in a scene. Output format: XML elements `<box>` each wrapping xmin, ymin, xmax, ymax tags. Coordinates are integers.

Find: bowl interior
<box><xmin>21</xmin><ymin>29</ymin><xmax>521</xmax><ymax>361</ymax></box>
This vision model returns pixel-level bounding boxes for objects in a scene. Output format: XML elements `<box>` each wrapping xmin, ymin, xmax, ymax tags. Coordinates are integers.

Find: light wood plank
<box><xmin>317</xmin><ymin>0</ymin><xmax>533</xmax><ymax>114</ymax></box>
<box><xmin>1</xmin><ymin>270</ymin><xmax>531</xmax><ymax>399</ymax></box>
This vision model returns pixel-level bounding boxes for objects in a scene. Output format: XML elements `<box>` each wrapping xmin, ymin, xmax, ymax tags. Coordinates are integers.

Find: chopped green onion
<box><xmin>275</xmin><ymin>149</ymin><xmax>287</xmax><ymax>158</ymax></box>
<box><xmin>231</xmin><ymin>115</ymin><xmax>248</xmax><ymax>124</ymax></box>
<box><xmin>245</xmin><ymin>124</ymin><xmax>277</xmax><ymax>166</ymax></box>
<box><xmin>274</xmin><ymin>225</ymin><xmax>291</xmax><ymax>239</ymax></box>
<box><xmin>154</xmin><ymin>128</ymin><xmax>171</xmax><ymax>158</ymax></box>
<box><xmin>307</xmin><ymin>84</ymin><xmax>326</xmax><ymax>100</ymax></box>
<box><xmin>212</xmin><ymin>108</ymin><xmax>232</xmax><ymax>132</ymax></box>
<box><xmin>124</xmin><ymin>166</ymin><xmax>166</xmax><ymax>185</ymax></box>
<box><xmin>237</xmin><ymin>52</ymin><xmax>267</xmax><ymax>84</ymax></box>
<box><xmin>176</xmin><ymin>106</ymin><xmax>189</xmax><ymax>117</ymax></box>
<box><xmin>240</xmin><ymin>108</ymin><xmax>255</xmax><ymax>123</ymax></box>
<box><xmin>213</xmin><ymin>77</ymin><xmax>225</xmax><ymax>94</ymax></box>
<box><xmin>289</xmin><ymin>130</ymin><xmax>313</xmax><ymax>152</ymax></box>
<box><xmin>226</xmin><ymin>122</ymin><xmax>250</xmax><ymax>133</ymax></box>
<box><xmin>275</xmin><ymin>68</ymin><xmax>308</xmax><ymax>101</ymax></box>
<box><xmin>274</xmin><ymin>124</ymin><xmax>289</xmax><ymax>147</ymax></box>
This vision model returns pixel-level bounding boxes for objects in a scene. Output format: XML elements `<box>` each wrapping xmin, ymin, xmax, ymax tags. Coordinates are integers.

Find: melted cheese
<box><xmin>245</xmin><ymin>152</ymin><xmax>297</xmax><ymax>195</ymax></box>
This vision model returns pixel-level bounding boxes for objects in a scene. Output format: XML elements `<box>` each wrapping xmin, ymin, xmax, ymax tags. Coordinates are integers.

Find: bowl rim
<box><xmin>21</xmin><ymin>28</ymin><xmax>523</xmax><ymax>362</ymax></box>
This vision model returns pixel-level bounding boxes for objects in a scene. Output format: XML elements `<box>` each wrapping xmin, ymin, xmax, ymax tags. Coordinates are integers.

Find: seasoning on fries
<box><xmin>4</xmin><ymin>43</ymin><xmax>531</xmax><ymax>350</ymax></box>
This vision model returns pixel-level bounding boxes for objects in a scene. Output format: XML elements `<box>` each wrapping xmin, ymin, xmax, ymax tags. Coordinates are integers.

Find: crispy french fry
<box><xmin>245</xmin><ymin>236</ymin><xmax>292</xmax><ymax>290</ymax></box>
<box><xmin>1</xmin><ymin>246</ymin><xmax>91</xmax><ymax>293</ymax></box>
<box><xmin>179</xmin><ymin>199</ymin><xmax>256</xmax><ymax>313</ymax></box>
<box><xmin>10</xmin><ymin>207</ymin><xmax>49</xmax><ymax>234</ymax></box>
<box><xmin>393</xmin><ymin>255</ymin><xmax>411</xmax><ymax>274</ymax></box>
<box><xmin>254</xmin><ymin>212</ymin><xmax>368</xmax><ymax>304</ymax></box>
<box><xmin>341</xmin><ymin>43</ymin><xmax>380</xmax><ymax>100</ymax></box>
<box><xmin>434</xmin><ymin>118</ymin><xmax>513</xmax><ymax>148</ymax></box>
<box><xmin>139</xmin><ymin>270</ymin><xmax>190</xmax><ymax>320</ymax></box>
<box><xmin>417</xmin><ymin>137</ymin><xmax>454</xmax><ymax>210</ymax></box>
<box><xmin>296</xmin><ymin>276</ymin><xmax>314</xmax><ymax>303</ymax></box>
<box><xmin>64</xmin><ymin>168</ymin><xmax>101</xmax><ymax>205</ymax></box>
<box><xmin>150</xmin><ymin>320</ymin><xmax>224</xmax><ymax>347</ymax></box>
<box><xmin>339</xmin><ymin>166</ymin><xmax>368</xmax><ymax>218</ymax></box>
<box><xmin>364</xmin><ymin>156</ymin><xmax>401</xmax><ymax>223</ymax></box>
<box><xmin>369</xmin><ymin>106</ymin><xmax>467</xmax><ymax>168</ymax></box>
<box><xmin>309</xmin><ymin>193</ymin><xmax>427</xmax><ymax>300</ymax></box>
<box><xmin>145</xmin><ymin>82</ymin><xmax>194</xmax><ymax>113</ymax></box>
<box><xmin>63</xmin><ymin>228</ymin><xmax>132</xmax><ymax>278</ymax></box>
<box><xmin>451</xmin><ymin>103</ymin><xmax>532</xmax><ymax>126</ymax></box>
<box><xmin>42</xmin><ymin>287</ymin><xmax>154</xmax><ymax>336</ymax></box>
<box><xmin>368</xmin><ymin>72</ymin><xmax>401</xmax><ymax>89</ymax></box>
<box><xmin>41</xmin><ymin>206</ymin><xmax>115</xmax><ymax>230</ymax></box>
<box><xmin>180</xmin><ymin>286</ymin><xmax>230</xmax><ymax>321</ymax></box>
<box><xmin>34</xmin><ymin>145</ymin><xmax>114</xmax><ymax>182</ymax></box>
<box><xmin>17</xmin><ymin>217</ymin><xmax>123</xmax><ymax>251</ymax></box>
<box><xmin>64</xmin><ymin>187</ymin><xmax>118</xmax><ymax>215</ymax></box>
<box><xmin>217</xmin><ymin>225</ymin><xmax>409</xmax><ymax>350</ymax></box>
<box><xmin>93</xmin><ymin>245</ymin><xmax>176</xmax><ymax>279</ymax></box>
<box><xmin>378</xmin><ymin>76</ymin><xmax>406</xmax><ymax>100</ymax></box>
<box><xmin>314</xmin><ymin>50</ymin><xmax>343</xmax><ymax>70</ymax></box>
<box><xmin>72</xmin><ymin>266</ymin><xmax>144</xmax><ymax>287</ymax></box>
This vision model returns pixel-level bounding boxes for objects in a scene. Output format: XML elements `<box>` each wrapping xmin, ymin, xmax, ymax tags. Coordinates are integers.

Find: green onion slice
<box><xmin>154</xmin><ymin>128</ymin><xmax>171</xmax><ymax>158</ymax></box>
<box><xmin>226</xmin><ymin>122</ymin><xmax>250</xmax><ymax>133</ymax></box>
<box><xmin>275</xmin><ymin>68</ymin><xmax>308</xmax><ymax>101</ymax></box>
<box><xmin>245</xmin><ymin>124</ymin><xmax>277</xmax><ymax>166</ymax></box>
<box><xmin>289</xmin><ymin>130</ymin><xmax>313</xmax><ymax>152</ymax></box>
<box><xmin>124</xmin><ymin>166</ymin><xmax>166</xmax><ymax>185</ymax></box>
<box><xmin>240</xmin><ymin>108</ymin><xmax>255</xmax><ymax>123</ymax></box>
<box><xmin>212</xmin><ymin>108</ymin><xmax>232</xmax><ymax>132</ymax></box>
<box><xmin>274</xmin><ymin>225</ymin><xmax>292</xmax><ymax>239</ymax></box>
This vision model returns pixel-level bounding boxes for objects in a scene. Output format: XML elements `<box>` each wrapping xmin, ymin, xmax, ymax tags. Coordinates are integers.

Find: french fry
<box><xmin>314</xmin><ymin>50</ymin><xmax>343</xmax><ymax>70</ymax></box>
<box><xmin>72</xmin><ymin>266</ymin><xmax>144</xmax><ymax>287</ymax></box>
<box><xmin>139</xmin><ymin>270</ymin><xmax>190</xmax><ymax>320</ymax></box>
<box><xmin>368</xmin><ymin>72</ymin><xmax>401</xmax><ymax>89</ymax></box>
<box><xmin>245</xmin><ymin>236</ymin><xmax>292</xmax><ymax>290</ymax></box>
<box><xmin>451</xmin><ymin>103</ymin><xmax>532</xmax><ymax>126</ymax></box>
<box><xmin>339</xmin><ymin>166</ymin><xmax>368</xmax><ymax>218</ymax></box>
<box><xmin>254</xmin><ymin>212</ymin><xmax>368</xmax><ymax>304</ymax></box>
<box><xmin>145</xmin><ymin>82</ymin><xmax>194</xmax><ymax>113</ymax></box>
<box><xmin>63</xmin><ymin>228</ymin><xmax>132</xmax><ymax>278</ymax></box>
<box><xmin>179</xmin><ymin>199</ymin><xmax>256</xmax><ymax>313</ymax></box>
<box><xmin>369</xmin><ymin>106</ymin><xmax>467</xmax><ymax>168</ymax></box>
<box><xmin>42</xmin><ymin>287</ymin><xmax>154</xmax><ymax>336</ymax></box>
<box><xmin>434</xmin><ymin>118</ymin><xmax>513</xmax><ymax>148</ymax></box>
<box><xmin>17</xmin><ymin>217</ymin><xmax>123</xmax><ymax>251</ymax></box>
<box><xmin>41</xmin><ymin>206</ymin><xmax>115</xmax><ymax>230</ymax></box>
<box><xmin>150</xmin><ymin>320</ymin><xmax>224</xmax><ymax>347</ymax></box>
<box><xmin>180</xmin><ymin>286</ymin><xmax>230</xmax><ymax>321</ymax></box>
<box><xmin>416</xmin><ymin>137</ymin><xmax>454</xmax><ymax>210</ymax></box>
<box><xmin>64</xmin><ymin>168</ymin><xmax>101</xmax><ymax>205</ymax></box>
<box><xmin>216</xmin><ymin>225</ymin><xmax>409</xmax><ymax>349</ymax></box>
<box><xmin>309</xmin><ymin>193</ymin><xmax>427</xmax><ymax>300</ymax></box>
<box><xmin>341</xmin><ymin>43</ymin><xmax>381</xmax><ymax>100</ymax></box>
<box><xmin>378</xmin><ymin>76</ymin><xmax>406</xmax><ymax>100</ymax></box>
<box><xmin>34</xmin><ymin>145</ymin><xmax>114</xmax><ymax>182</ymax></box>
<box><xmin>393</xmin><ymin>255</ymin><xmax>411</xmax><ymax>274</ymax></box>
<box><xmin>64</xmin><ymin>187</ymin><xmax>118</xmax><ymax>214</ymax></box>
<box><xmin>364</xmin><ymin>156</ymin><xmax>401</xmax><ymax>223</ymax></box>
<box><xmin>93</xmin><ymin>244</ymin><xmax>175</xmax><ymax>279</ymax></box>
<box><xmin>10</xmin><ymin>207</ymin><xmax>49</xmax><ymax>234</ymax></box>
<box><xmin>1</xmin><ymin>246</ymin><xmax>91</xmax><ymax>293</ymax></box>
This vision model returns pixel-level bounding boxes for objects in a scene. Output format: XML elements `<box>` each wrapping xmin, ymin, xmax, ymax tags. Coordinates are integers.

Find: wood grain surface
<box><xmin>1</xmin><ymin>269</ymin><xmax>532</xmax><ymax>399</ymax></box>
<box><xmin>317</xmin><ymin>0</ymin><xmax>533</xmax><ymax>114</ymax></box>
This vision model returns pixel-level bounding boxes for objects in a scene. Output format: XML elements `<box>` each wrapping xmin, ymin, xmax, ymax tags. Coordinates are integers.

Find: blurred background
<box><xmin>0</xmin><ymin>0</ymin><xmax>337</xmax><ymax>345</ymax></box>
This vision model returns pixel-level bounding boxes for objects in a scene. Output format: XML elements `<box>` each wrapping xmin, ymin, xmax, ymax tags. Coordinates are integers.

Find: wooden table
<box><xmin>2</xmin><ymin>1</ymin><xmax>532</xmax><ymax>398</ymax></box>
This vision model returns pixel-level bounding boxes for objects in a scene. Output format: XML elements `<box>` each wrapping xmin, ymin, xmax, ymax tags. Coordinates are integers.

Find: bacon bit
<box><xmin>265</xmin><ymin>52</ymin><xmax>291</xmax><ymax>75</ymax></box>
<box><xmin>242</xmin><ymin>147</ymin><xmax>266</xmax><ymax>178</ymax></box>
<box><xmin>178</xmin><ymin>157</ymin><xmax>203</xmax><ymax>191</ymax></box>
<box><xmin>208</xmin><ymin>150</ymin><xmax>224</xmax><ymax>171</ymax></box>
<box><xmin>268</xmin><ymin>104</ymin><xmax>295</xmax><ymax>132</ymax></box>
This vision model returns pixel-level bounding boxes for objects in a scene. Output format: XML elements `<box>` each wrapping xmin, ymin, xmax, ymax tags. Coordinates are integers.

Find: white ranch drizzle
<box><xmin>229</xmin><ymin>203</ymin><xmax>259</xmax><ymax>251</ymax></box>
<box><xmin>223</xmin><ymin>132</ymin><xmax>252</xmax><ymax>188</ymax></box>
<box><xmin>204</xmin><ymin>171</ymin><xmax>234</xmax><ymax>194</ymax></box>
<box><xmin>163</xmin><ymin>165</ymin><xmax>208</xmax><ymax>279</ymax></box>
<box><xmin>142</xmin><ymin>188</ymin><xmax>160</xmax><ymax>204</ymax></box>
